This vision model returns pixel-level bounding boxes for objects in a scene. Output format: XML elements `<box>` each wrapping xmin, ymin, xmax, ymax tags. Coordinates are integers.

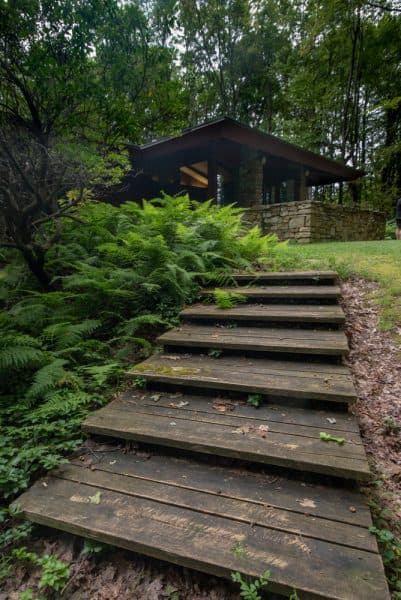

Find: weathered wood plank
<box><xmin>83</xmin><ymin>399</ymin><xmax>370</xmax><ymax>480</ymax></box>
<box><xmin>73</xmin><ymin>451</ymin><xmax>372</xmax><ymax>527</ymax></box>
<box><xmin>181</xmin><ymin>303</ymin><xmax>346</xmax><ymax>325</ymax></box>
<box><xmin>129</xmin><ymin>355</ymin><xmax>357</xmax><ymax>403</ymax></box>
<box><xmin>159</xmin><ymin>324</ymin><xmax>349</xmax><ymax>356</ymax></box>
<box><xmin>83</xmin><ymin>405</ymin><xmax>369</xmax><ymax>480</ymax></box>
<box><xmin>109</xmin><ymin>394</ymin><xmax>363</xmax><ymax>442</ymax></box>
<box><xmin>55</xmin><ymin>463</ymin><xmax>376</xmax><ymax>552</ymax></box>
<box><xmin>15</xmin><ymin>476</ymin><xmax>389</xmax><ymax>599</ymax></box>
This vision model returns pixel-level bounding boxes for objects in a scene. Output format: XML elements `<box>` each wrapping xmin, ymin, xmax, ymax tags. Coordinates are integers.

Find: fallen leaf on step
<box><xmin>326</xmin><ymin>417</ymin><xmax>337</xmax><ymax>424</ymax></box>
<box><xmin>349</xmin><ymin>506</ymin><xmax>357</xmax><ymax>513</ymax></box>
<box><xmin>89</xmin><ymin>491</ymin><xmax>102</xmax><ymax>505</ymax></box>
<box><xmin>257</xmin><ymin>424</ymin><xmax>269</xmax><ymax>438</ymax></box>
<box><xmin>232</xmin><ymin>426</ymin><xmax>251</xmax><ymax>434</ymax></box>
<box><xmin>150</xmin><ymin>394</ymin><xmax>161</xmax><ymax>402</ymax></box>
<box><xmin>212</xmin><ymin>399</ymin><xmax>236</xmax><ymax>412</ymax></box>
<box><xmin>213</xmin><ymin>403</ymin><xmax>229</xmax><ymax>412</ymax></box>
<box><xmin>169</xmin><ymin>400</ymin><xmax>189</xmax><ymax>408</ymax></box>
<box><xmin>297</xmin><ymin>498</ymin><xmax>316</xmax><ymax>509</ymax></box>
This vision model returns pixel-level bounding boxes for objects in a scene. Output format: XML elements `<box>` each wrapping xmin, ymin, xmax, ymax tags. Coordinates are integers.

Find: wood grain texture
<box><xmin>181</xmin><ymin>303</ymin><xmax>346</xmax><ymax>325</ymax></box>
<box><xmin>114</xmin><ymin>390</ymin><xmax>361</xmax><ymax>433</ymax></box>
<box><xmin>130</xmin><ymin>354</ymin><xmax>357</xmax><ymax>403</ymax></box>
<box><xmin>14</xmin><ymin>464</ymin><xmax>389</xmax><ymax>600</ymax></box>
<box><xmin>70</xmin><ymin>451</ymin><xmax>373</xmax><ymax>526</ymax></box>
<box><xmin>159</xmin><ymin>324</ymin><xmax>349</xmax><ymax>356</ymax></box>
<box><xmin>83</xmin><ymin>394</ymin><xmax>369</xmax><ymax>480</ymax></box>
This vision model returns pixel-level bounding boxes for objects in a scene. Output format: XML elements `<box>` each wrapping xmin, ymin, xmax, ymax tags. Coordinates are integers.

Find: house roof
<box><xmin>136</xmin><ymin>117</ymin><xmax>363</xmax><ymax>185</ymax></box>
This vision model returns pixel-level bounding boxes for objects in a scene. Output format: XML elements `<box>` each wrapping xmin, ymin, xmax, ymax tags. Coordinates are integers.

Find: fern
<box><xmin>214</xmin><ymin>289</ymin><xmax>246</xmax><ymax>309</ymax></box>
<box><xmin>0</xmin><ymin>194</ymin><xmax>285</xmax><ymax>503</ymax></box>
<box><xmin>42</xmin><ymin>320</ymin><xmax>101</xmax><ymax>350</ymax></box>
<box><xmin>25</xmin><ymin>359</ymin><xmax>70</xmax><ymax>400</ymax></box>
<box><xmin>119</xmin><ymin>314</ymin><xmax>168</xmax><ymax>336</ymax></box>
<box><xmin>0</xmin><ymin>334</ymin><xmax>45</xmax><ymax>372</ymax></box>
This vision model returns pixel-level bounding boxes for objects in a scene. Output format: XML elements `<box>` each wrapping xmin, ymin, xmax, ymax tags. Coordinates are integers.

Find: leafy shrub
<box><xmin>385</xmin><ymin>219</ymin><xmax>396</xmax><ymax>240</ymax></box>
<box><xmin>0</xmin><ymin>194</ymin><xmax>281</xmax><ymax>505</ymax></box>
<box><xmin>231</xmin><ymin>570</ymin><xmax>270</xmax><ymax>599</ymax></box>
<box><xmin>13</xmin><ymin>547</ymin><xmax>70</xmax><ymax>591</ymax></box>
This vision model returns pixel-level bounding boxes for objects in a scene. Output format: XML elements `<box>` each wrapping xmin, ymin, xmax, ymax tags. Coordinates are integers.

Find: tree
<box><xmin>0</xmin><ymin>0</ymin><xmax>175</xmax><ymax>286</ymax></box>
<box><xmin>177</xmin><ymin>0</ymin><xmax>286</xmax><ymax>128</ymax></box>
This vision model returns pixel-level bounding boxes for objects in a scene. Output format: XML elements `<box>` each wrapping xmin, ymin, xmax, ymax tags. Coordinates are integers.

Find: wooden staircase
<box><xmin>15</xmin><ymin>271</ymin><xmax>390</xmax><ymax>599</ymax></box>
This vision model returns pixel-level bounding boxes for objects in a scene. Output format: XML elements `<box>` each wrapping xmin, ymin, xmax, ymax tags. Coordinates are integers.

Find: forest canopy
<box><xmin>1</xmin><ymin>0</ymin><xmax>400</xmax><ymax>231</ymax></box>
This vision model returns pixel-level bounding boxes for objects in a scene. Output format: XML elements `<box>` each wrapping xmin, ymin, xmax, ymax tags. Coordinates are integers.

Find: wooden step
<box><xmin>83</xmin><ymin>390</ymin><xmax>370</xmax><ymax>480</ymax></box>
<box><xmin>130</xmin><ymin>354</ymin><xmax>357</xmax><ymax>404</ymax></box>
<box><xmin>181</xmin><ymin>303</ymin><xmax>346</xmax><ymax>326</ymax></box>
<box><xmin>159</xmin><ymin>324</ymin><xmax>349</xmax><ymax>357</ymax></box>
<box><xmin>232</xmin><ymin>270</ymin><xmax>338</xmax><ymax>285</ymax></box>
<box><xmin>14</xmin><ymin>454</ymin><xmax>389</xmax><ymax>600</ymax></box>
<box><xmin>200</xmin><ymin>285</ymin><xmax>341</xmax><ymax>303</ymax></box>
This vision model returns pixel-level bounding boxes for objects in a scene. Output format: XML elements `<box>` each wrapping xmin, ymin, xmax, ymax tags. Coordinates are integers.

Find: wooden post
<box><xmin>274</xmin><ymin>183</ymin><xmax>281</xmax><ymax>204</ymax></box>
<box><xmin>208</xmin><ymin>159</ymin><xmax>217</xmax><ymax>201</ymax></box>
<box><xmin>296</xmin><ymin>168</ymin><xmax>306</xmax><ymax>202</ymax></box>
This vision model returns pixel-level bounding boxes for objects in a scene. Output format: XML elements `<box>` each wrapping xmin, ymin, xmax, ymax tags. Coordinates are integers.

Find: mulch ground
<box><xmin>2</xmin><ymin>277</ymin><xmax>400</xmax><ymax>599</ymax></box>
<box><xmin>341</xmin><ymin>279</ymin><xmax>401</xmax><ymax>524</ymax></box>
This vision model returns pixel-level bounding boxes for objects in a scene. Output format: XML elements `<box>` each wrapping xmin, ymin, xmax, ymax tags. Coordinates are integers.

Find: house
<box><xmin>109</xmin><ymin>117</ymin><xmax>385</xmax><ymax>242</ymax></box>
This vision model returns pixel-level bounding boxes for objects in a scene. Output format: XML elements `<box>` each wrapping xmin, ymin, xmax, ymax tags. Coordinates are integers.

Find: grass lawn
<box><xmin>283</xmin><ymin>240</ymin><xmax>401</xmax><ymax>331</ymax></box>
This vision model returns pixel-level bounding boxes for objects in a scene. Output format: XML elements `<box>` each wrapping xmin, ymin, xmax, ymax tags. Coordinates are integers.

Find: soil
<box><xmin>341</xmin><ymin>278</ymin><xmax>401</xmax><ymax>526</ymax></box>
<box><xmin>2</xmin><ymin>277</ymin><xmax>400</xmax><ymax>599</ymax></box>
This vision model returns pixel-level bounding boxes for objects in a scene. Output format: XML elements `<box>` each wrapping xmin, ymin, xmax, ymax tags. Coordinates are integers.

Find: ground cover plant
<box><xmin>283</xmin><ymin>240</ymin><xmax>401</xmax><ymax>331</ymax></box>
<box><xmin>0</xmin><ymin>195</ymin><xmax>281</xmax><ymax>560</ymax></box>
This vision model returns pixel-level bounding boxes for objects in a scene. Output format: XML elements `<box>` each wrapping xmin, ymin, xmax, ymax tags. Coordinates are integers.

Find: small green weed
<box><xmin>165</xmin><ymin>584</ymin><xmax>180</xmax><ymax>600</ymax></box>
<box><xmin>319</xmin><ymin>432</ymin><xmax>345</xmax><ymax>445</ymax></box>
<box><xmin>382</xmin><ymin>415</ymin><xmax>401</xmax><ymax>435</ymax></box>
<box><xmin>231</xmin><ymin>570</ymin><xmax>270</xmax><ymax>600</ymax></box>
<box><xmin>247</xmin><ymin>394</ymin><xmax>263</xmax><ymax>408</ymax></box>
<box><xmin>231</xmin><ymin>541</ymin><xmax>248</xmax><ymax>559</ymax></box>
<box><xmin>208</xmin><ymin>348</ymin><xmax>222</xmax><ymax>359</ymax></box>
<box><xmin>82</xmin><ymin>539</ymin><xmax>107</xmax><ymax>555</ymax></box>
<box><xmin>214</xmin><ymin>289</ymin><xmax>246</xmax><ymax>309</ymax></box>
<box><xmin>19</xmin><ymin>589</ymin><xmax>46</xmax><ymax>600</ymax></box>
<box><xmin>13</xmin><ymin>547</ymin><xmax>70</xmax><ymax>592</ymax></box>
<box><xmin>133</xmin><ymin>375</ymin><xmax>147</xmax><ymax>389</ymax></box>
<box><xmin>369</xmin><ymin>526</ymin><xmax>401</xmax><ymax>595</ymax></box>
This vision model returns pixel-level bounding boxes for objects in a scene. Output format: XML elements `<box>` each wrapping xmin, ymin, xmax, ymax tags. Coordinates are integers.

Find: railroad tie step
<box><xmin>158</xmin><ymin>323</ymin><xmax>349</xmax><ymax>358</ymax></box>
<box><xmin>13</xmin><ymin>452</ymin><xmax>389</xmax><ymax>600</ymax></box>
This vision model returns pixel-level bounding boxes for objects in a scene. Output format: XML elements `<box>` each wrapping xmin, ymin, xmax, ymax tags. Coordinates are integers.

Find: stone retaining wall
<box><xmin>245</xmin><ymin>201</ymin><xmax>386</xmax><ymax>243</ymax></box>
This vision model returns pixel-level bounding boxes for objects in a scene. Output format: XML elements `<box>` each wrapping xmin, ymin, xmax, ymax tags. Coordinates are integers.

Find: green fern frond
<box><xmin>119</xmin><ymin>314</ymin><xmax>168</xmax><ymax>336</ymax></box>
<box><xmin>0</xmin><ymin>334</ymin><xmax>45</xmax><ymax>372</ymax></box>
<box><xmin>42</xmin><ymin>320</ymin><xmax>101</xmax><ymax>350</ymax></box>
<box><xmin>80</xmin><ymin>363</ymin><xmax>121</xmax><ymax>386</ymax></box>
<box><xmin>26</xmin><ymin>359</ymin><xmax>69</xmax><ymax>400</ymax></box>
<box><xmin>28</xmin><ymin>389</ymin><xmax>94</xmax><ymax>420</ymax></box>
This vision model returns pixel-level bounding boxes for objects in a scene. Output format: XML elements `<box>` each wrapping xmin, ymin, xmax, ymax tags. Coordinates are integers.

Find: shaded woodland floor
<box><xmin>2</xmin><ymin>278</ymin><xmax>400</xmax><ymax>600</ymax></box>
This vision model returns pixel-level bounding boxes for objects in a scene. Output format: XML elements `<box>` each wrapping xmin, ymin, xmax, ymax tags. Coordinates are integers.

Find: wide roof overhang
<box><xmin>132</xmin><ymin>117</ymin><xmax>363</xmax><ymax>187</ymax></box>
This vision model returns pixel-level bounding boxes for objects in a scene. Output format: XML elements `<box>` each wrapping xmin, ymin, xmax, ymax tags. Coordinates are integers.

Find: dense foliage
<box><xmin>152</xmin><ymin>0</ymin><xmax>401</xmax><ymax>210</ymax></box>
<box><xmin>0</xmin><ymin>195</ymin><xmax>282</xmax><ymax>502</ymax></box>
